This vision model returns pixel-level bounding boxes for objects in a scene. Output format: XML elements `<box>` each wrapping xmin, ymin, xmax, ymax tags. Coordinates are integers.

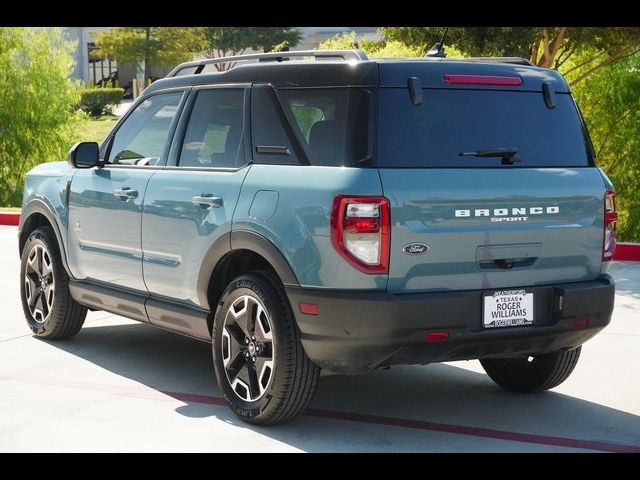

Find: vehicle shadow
<box><xmin>47</xmin><ymin>322</ymin><xmax>640</xmax><ymax>452</ymax></box>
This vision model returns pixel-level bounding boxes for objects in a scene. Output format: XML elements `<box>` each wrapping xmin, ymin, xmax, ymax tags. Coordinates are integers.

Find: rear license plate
<box><xmin>483</xmin><ymin>289</ymin><xmax>533</xmax><ymax>328</ymax></box>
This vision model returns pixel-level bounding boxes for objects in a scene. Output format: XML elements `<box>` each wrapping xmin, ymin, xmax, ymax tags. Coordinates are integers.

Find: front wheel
<box><xmin>480</xmin><ymin>347</ymin><xmax>582</xmax><ymax>393</ymax></box>
<box><xmin>212</xmin><ymin>270</ymin><xmax>319</xmax><ymax>425</ymax></box>
<box><xmin>20</xmin><ymin>226</ymin><xmax>87</xmax><ymax>339</ymax></box>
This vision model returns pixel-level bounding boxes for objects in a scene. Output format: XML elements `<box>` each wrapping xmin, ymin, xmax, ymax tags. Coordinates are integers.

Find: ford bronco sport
<box><xmin>19</xmin><ymin>50</ymin><xmax>616</xmax><ymax>425</ymax></box>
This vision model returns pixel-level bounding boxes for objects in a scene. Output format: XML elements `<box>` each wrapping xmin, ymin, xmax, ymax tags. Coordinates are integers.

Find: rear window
<box><xmin>377</xmin><ymin>89</ymin><xmax>592</xmax><ymax>168</ymax></box>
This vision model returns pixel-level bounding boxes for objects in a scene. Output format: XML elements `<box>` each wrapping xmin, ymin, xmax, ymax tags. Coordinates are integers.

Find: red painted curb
<box><xmin>615</xmin><ymin>243</ymin><xmax>640</xmax><ymax>262</ymax></box>
<box><xmin>0</xmin><ymin>213</ymin><xmax>19</xmax><ymax>226</ymax></box>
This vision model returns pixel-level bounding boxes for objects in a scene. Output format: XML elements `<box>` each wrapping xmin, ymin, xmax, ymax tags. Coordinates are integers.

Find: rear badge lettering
<box><xmin>455</xmin><ymin>206</ymin><xmax>559</xmax><ymax>223</ymax></box>
<box><xmin>403</xmin><ymin>243</ymin><xmax>430</xmax><ymax>255</ymax></box>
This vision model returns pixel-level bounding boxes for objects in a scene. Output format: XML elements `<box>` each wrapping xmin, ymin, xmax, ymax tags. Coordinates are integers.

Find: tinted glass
<box><xmin>377</xmin><ymin>89</ymin><xmax>591</xmax><ymax>167</ymax></box>
<box><xmin>179</xmin><ymin>89</ymin><xmax>245</xmax><ymax>168</ymax></box>
<box><xmin>280</xmin><ymin>88</ymin><xmax>371</xmax><ymax>166</ymax></box>
<box><xmin>107</xmin><ymin>92</ymin><xmax>182</xmax><ymax>166</ymax></box>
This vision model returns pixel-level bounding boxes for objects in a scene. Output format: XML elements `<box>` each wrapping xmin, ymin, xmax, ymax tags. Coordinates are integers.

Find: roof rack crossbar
<box><xmin>167</xmin><ymin>49</ymin><xmax>369</xmax><ymax>77</ymax></box>
<box><xmin>464</xmin><ymin>57</ymin><xmax>535</xmax><ymax>66</ymax></box>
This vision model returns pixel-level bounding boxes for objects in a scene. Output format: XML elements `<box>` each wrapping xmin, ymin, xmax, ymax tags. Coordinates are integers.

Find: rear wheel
<box><xmin>20</xmin><ymin>227</ymin><xmax>87</xmax><ymax>339</ymax></box>
<box><xmin>480</xmin><ymin>347</ymin><xmax>582</xmax><ymax>393</ymax></box>
<box><xmin>212</xmin><ymin>270</ymin><xmax>319</xmax><ymax>425</ymax></box>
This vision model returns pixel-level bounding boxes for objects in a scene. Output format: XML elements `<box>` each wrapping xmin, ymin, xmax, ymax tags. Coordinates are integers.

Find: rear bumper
<box><xmin>286</xmin><ymin>275</ymin><xmax>615</xmax><ymax>374</ymax></box>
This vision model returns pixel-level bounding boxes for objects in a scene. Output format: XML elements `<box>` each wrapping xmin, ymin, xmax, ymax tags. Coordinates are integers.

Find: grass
<box><xmin>76</xmin><ymin>115</ymin><xmax>119</xmax><ymax>145</ymax></box>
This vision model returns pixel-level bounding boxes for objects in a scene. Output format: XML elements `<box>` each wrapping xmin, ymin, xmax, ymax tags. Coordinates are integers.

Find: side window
<box><xmin>289</xmin><ymin>105</ymin><xmax>325</xmax><ymax>142</ymax></box>
<box><xmin>284</xmin><ymin>90</ymin><xmax>346</xmax><ymax>166</ymax></box>
<box><xmin>179</xmin><ymin>88</ymin><xmax>245</xmax><ymax>168</ymax></box>
<box><xmin>107</xmin><ymin>91</ymin><xmax>183</xmax><ymax>166</ymax></box>
<box><xmin>279</xmin><ymin>88</ymin><xmax>371</xmax><ymax>167</ymax></box>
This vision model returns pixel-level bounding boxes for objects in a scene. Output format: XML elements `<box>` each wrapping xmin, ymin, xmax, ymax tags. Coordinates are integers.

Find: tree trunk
<box><xmin>144</xmin><ymin>27</ymin><xmax>151</xmax><ymax>83</ymax></box>
<box><xmin>529</xmin><ymin>37</ymin><xmax>541</xmax><ymax>64</ymax></box>
<box><xmin>534</xmin><ymin>27</ymin><xmax>569</xmax><ymax>68</ymax></box>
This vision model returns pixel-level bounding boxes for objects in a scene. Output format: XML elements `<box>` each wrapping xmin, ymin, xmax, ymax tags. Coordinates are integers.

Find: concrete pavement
<box><xmin>1</xmin><ymin>225</ymin><xmax>638</xmax><ymax>452</ymax></box>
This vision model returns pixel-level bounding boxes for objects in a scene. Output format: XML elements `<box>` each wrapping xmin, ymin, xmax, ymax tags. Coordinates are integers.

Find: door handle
<box><xmin>114</xmin><ymin>187</ymin><xmax>138</xmax><ymax>200</ymax></box>
<box><xmin>192</xmin><ymin>194</ymin><xmax>223</xmax><ymax>209</ymax></box>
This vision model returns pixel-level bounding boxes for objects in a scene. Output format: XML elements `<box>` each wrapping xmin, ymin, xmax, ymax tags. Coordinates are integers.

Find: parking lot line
<box><xmin>160</xmin><ymin>390</ymin><xmax>640</xmax><ymax>453</ymax></box>
<box><xmin>302</xmin><ymin>407</ymin><xmax>640</xmax><ymax>453</ymax></box>
<box><xmin>4</xmin><ymin>369</ymin><xmax>638</xmax><ymax>453</ymax></box>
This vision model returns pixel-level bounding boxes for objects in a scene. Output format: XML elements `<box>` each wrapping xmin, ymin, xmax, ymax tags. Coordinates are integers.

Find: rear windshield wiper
<box><xmin>459</xmin><ymin>148</ymin><xmax>520</xmax><ymax>165</ymax></box>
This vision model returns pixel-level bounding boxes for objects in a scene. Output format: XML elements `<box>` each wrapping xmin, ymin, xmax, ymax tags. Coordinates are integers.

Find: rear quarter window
<box><xmin>377</xmin><ymin>89</ymin><xmax>592</xmax><ymax>168</ymax></box>
<box><xmin>278</xmin><ymin>88</ymin><xmax>372</xmax><ymax>167</ymax></box>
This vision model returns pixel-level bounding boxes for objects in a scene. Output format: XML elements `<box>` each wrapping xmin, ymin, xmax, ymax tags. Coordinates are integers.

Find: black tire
<box><xmin>20</xmin><ymin>226</ymin><xmax>87</xmax><ymax>339</ymax></box>
<box><xmin>480</xmin><ymin>346</ymin><xmax>582</xmax><ymax>393</ymax></box>
<box><xmin>212</xmin><ymin>270</ymin><xmax>320</xmax><ymax>425</ymax></box>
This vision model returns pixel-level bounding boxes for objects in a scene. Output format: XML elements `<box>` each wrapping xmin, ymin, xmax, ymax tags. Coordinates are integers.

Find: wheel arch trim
<box><xmin>196</xmin><ymin>230</ymin><xmax>300</xmax><ymax>309</ymax></box>
<box><xmin>19</xmin><ymin>200</ymin><xmax>72</xmax><ymax>277</ymax></box>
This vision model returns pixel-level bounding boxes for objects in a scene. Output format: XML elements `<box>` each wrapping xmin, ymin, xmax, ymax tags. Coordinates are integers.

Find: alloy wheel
<box><xmin>221</xmin><ymin>295</ymin><xmax>275</xmax><ymax>402</ymax></box>
<box><xmin>24</xmin><ymin>244</ymin><xmax>55</xmax><ymax>324</ymax></box>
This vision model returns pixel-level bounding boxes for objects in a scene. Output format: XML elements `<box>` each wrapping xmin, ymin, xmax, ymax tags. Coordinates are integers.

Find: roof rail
<box><xmin>464</xmin><ymin>57</ymin><xmax>535</xmax><ymax>66</ymax></box>
<box><xmin>166</xmin><ymin>49</ymin><xmax>369</xmax><ymax>77</ymax></box>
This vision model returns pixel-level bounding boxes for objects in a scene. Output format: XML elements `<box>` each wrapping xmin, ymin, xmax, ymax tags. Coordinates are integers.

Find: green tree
<box><xmin>318</xmin><ymin>31</ymin><xmax>379</xmax><ymax>52</ymax></box>
<box><xmin>94</xmin><ymin>27</ymin><xmax>204</xmax><ymax>81</ymax></box>
<box><xmin>0</xmin><ymin>28</ymin><xmax>80</xmax><ymax>206</ymax></box>
<box><xmin>201</xmin><ymin>27</ymin><xmax>301</xmax><ymax>70</ymax></box>
<box><xmin>319</xmin><ymin>31</ymin><xmax>464</xmax><ymax>58</ymax></box>
<box><xmin>572</xmin><ymin>52</ymin><xmax>640</xmax><ymax>241</ymax></box>
<box><xmin>383</xmin><ymin>27</ymin><xmax>640</xmax><ymax>85</ymax></box>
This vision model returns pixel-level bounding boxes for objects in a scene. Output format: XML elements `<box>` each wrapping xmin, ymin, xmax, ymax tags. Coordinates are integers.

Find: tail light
<box><xmin>331</xmin><ymin>195</ymin><xmax>390</xmax><ymax>274</ymax></box>
<box><xmin>603</xmin><ymin>191</ymin><xmax>617</xmax><ymax>261</ymax></box>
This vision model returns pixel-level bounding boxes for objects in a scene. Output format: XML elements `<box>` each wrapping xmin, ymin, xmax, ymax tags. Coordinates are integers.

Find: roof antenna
<box><xmin>425</xmin><ymin>27</ymin><xmax>449</xmax><ymax>58</ymax></box>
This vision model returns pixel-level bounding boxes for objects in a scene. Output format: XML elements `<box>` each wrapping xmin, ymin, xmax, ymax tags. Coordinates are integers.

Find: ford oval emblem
<box><xmin>403</xmin><ymin>243</ymin><xmax>430</xmax><ymax>255</ymax></box>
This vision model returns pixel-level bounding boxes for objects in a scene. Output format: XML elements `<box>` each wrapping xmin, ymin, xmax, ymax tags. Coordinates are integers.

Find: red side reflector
<box><xmin>572</xmin><ymin>318</ymin><xmax>589</xmax><ymax>329</ymax></box>
<box><xmin>444</xmin><ymin>74</ymin><xmax>522</xmax><ymax>86</ymax></box>
<box><xmin>426</xmin><ymin>331</ymin><xmax>449</xmax><ymax>342</ymax></box>
<box><xmin>299</xmin><ymin>303</ymin><xmax>319</xmax><ymax>315</ymax></box>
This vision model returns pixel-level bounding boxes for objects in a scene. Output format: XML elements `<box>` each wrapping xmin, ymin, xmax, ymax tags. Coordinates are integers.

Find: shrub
<box><xmin>0</xmin><ymin>28</ymin><xmax>80</xmax><ymax>206</ymax></box>
<box><xmin>79</xmin><ymin>88</ymin><xmax>124</xmax><ymax>116</ymax></box>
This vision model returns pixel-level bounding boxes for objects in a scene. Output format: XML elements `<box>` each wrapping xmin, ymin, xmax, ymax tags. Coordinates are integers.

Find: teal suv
<box><xmin>19</xmin><ymin>50</ymin><xmax>616</xmax><ymax>424</ymax></box>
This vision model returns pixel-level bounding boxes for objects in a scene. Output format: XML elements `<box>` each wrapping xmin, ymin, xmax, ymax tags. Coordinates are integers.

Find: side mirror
<box><xmin>67</xmin><ymin>142</ymin><xmax>100</xmax><ymax>168</ymax></box>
